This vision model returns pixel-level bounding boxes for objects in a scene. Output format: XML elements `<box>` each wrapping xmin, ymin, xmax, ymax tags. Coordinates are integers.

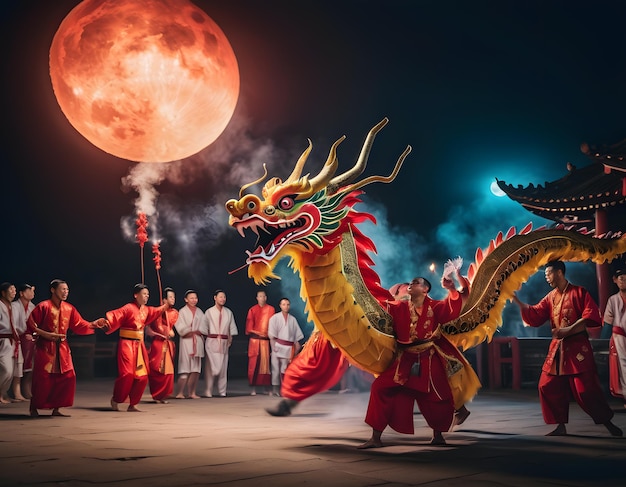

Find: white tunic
<box><xmin>13</xmin><ymin>300</ymin><xmax>35</xmax><ymax>334</ymax></box>
<box><xmin>604</xmin><ymin>292</ymin><xmax>626</xmax><ymax>399</ymax></box>
<box><xmin>202</xmin><ymin>306</ymin><xmax>238</xmax><ymax>374</ymax></box>
<box><xmin>0</xmin><ymin>301</ymin><xmax>20</xmax><ymax>394</ymax></box>
<box><xmin>268</xmin><ymin>312</ymin><xmax>304</xmax><ymax>359</ymax></box>
<box><xmin>175</xmin><ymin>305</ymin><xmax>207</xmax><ymax>360</ymax></box>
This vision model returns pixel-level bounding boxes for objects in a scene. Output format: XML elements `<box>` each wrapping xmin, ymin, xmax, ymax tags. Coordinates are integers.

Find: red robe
<box><xmin>106</xmin><ymin>302</ymin><xmax>164</xmax><ymax>406</ymax></box>
<box><xmin>147</xmin><ymin>307</ymin><xmax>179</xmax><ymax>401</ymax></box>
<box><xmin>521</xmin><ymin>283</ymin><xmax>614</xmax><ymax>424</ymax></box>
<box><xmin>245</xmin><ymin>304</ymin><xmax>275</xmax><ymax>387</ymax></box>
<box><xmin>281</xmin><ymin>330</ymin><xmax>349</xmax><ymax>401</ymax></box>
<box><xmin>26</xmin><ymin>300</ymin><xmax>94</xmax><ymax>410</ymax></box>
<box><xmin>365</xmin><ymin>295</ymin><xmax>467</xmax><ymax>434</ymax></box>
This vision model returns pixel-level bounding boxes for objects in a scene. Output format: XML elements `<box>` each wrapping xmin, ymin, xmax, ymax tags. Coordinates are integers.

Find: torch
<box><xmin>152</xmin><ymin>241</ymin><xmax>163</xmax><ymax>302</ymax></box>
<box><xmin>135</xmin><ymin>212</ymin><xmax>149</xmax><ymax>284</ymax></box>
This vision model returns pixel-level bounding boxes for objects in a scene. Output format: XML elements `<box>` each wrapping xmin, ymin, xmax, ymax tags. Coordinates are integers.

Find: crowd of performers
<box><xmin>265</xmin><ymin>262</ymin><xmax>624</xmax><ymax>446</ymax></box>
<box><xmin>0</xmin><ymin>262</ymin><xmax>624</xmax><ymax>445</ymax></box>
<box><xmin>0</xmin><ymin>281</ymin><xmax>306</xmax><ymax>414</ymax></box>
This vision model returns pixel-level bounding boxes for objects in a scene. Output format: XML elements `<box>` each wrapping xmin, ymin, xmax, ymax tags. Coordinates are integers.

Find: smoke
<box><xmin>118</xmin><ymin>113</ymin><xmax>304</xmax><ymax>278</ymax></box>
<box><xmin>358</xmin><ymin>191</ymin><xmax>562</xmax><ymax>337</ymax></box>
<box><xmin>117</xmin><ymin>119</ymin><xmax>600</xmax><ymax>341</ymax></box>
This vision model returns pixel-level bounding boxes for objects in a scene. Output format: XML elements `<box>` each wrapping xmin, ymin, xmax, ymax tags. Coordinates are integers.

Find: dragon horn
<box><xmin>340</xmin><ymin>145</ymin><xmax>412</xmax><ymax>194</ymax></box>
<box><xmin>238</xmin><ymin>164</ymin><xmax>268</xmax><ymax>198</ymax></box>
<box><xmin>284</xmin><ymin>139</ymin><xmax>313</xmax><ymax>184</ymax></box>
<box><xmin>306</xmin><ymin>135</ymin><xmax>346</xmax><ymax>195</ymax></box>
<box><xmin>327</xmin><ymin>118</ymin><xmax>389</xmax><ymax>194</ymax></box>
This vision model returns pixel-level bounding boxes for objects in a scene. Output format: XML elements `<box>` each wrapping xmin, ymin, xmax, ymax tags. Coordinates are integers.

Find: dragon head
<box><xmin>225</xmin><ymin>118</ymin><xmax>411</xmax><ymax>284</ymax></box>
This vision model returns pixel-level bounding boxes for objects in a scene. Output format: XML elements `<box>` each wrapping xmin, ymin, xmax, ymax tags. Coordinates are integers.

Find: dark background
<box><xmin>2</xmin><ymin>0</ymin><xmax>625</xmax><ymax>350</ymax></box>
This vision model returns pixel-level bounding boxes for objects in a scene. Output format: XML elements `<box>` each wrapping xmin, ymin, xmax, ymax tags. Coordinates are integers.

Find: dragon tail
<box><xmin>442</xmin><ymin>225</ymin><xmax>626</xmax><ymax>351</ymax></box>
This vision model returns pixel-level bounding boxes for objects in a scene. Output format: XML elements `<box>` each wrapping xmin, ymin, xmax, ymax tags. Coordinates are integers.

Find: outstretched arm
<box><xmin>441</xmin><ymin>269</ymin><xmax>469</xmax><ymax>300</ymax></box>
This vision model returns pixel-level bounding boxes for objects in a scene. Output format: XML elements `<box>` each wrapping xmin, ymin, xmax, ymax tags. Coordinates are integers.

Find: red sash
<box><xmin>609</xmin><ymin>335</ymin><xmax>623</xmax><ymax>398</ymax></box>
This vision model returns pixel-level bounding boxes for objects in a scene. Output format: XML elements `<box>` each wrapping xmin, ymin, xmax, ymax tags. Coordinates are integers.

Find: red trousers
<box><xmin>365</xmin><ymin>353</ymin><xmax>454</xmax><ymax>434</ymax></box>
<box><xmin>538</xmin><ymin>370</ymin><xmax>614</xmax><ymax>424</ymax></box>
<box><xmin>113</xmin><ymin>339</ymin><xmax>148</xmax><ymax>406</ymax></box>
<box><xmin>148</xmin><ymin>370</ymin><xmax>173</xmax><ymax>401</ymax></box>
<box><xmin>281</xmin><ymin>333</ymin><xmax>348</xmax><ymax>401</ymax></box>
<box><xmin>31</xmin><ymin>367</ymin><xmax>76</xmax><ymax>410</ymax></box>
<box><xmin>148</xmin><ymin>339</ymin><xmax>175</xmax><ymax>401</ymax></box>
<box><xmin>247</xmin><ymin>337</ymin><xmax>271</xmax><ymax>387</ymax></box>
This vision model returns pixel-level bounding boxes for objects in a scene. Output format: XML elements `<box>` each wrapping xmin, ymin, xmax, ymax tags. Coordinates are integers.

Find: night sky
<box><xmin>2</xmin><ymin>0</ymin><xmax>625</xmax><ymax>338</ymax></box>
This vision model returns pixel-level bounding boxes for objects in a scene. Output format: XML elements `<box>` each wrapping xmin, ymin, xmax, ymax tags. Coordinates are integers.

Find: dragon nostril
<box><xmin>265</xmin><ymin>206</ymin><xmax>276</xmax><ymax>215</ymax></box>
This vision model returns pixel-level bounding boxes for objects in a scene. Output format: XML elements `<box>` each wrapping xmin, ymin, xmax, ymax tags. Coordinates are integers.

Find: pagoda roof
<box><xmin>581</xmin><ymin>138</ymin><xmax>626</xmax><ymax>173</ymax></box>
<box><xmin>496</xmin><ymin>140</ymin><xmax>626</xmax><ymax>230</ymax></box>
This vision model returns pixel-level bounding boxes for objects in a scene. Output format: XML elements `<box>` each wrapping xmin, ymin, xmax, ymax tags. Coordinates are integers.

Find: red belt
<box><xmin>208</xmin><ymin>334</ymin><xmax>229</xmax><ymax>339</ymax></box>
<box><xmin>275</xmin><ymin>338</ymin><xmax>294</xmax><ymax>347</ymax></box>
<box><xmin>613</xmin><ymin>326</ymin><xmax>626</xmax><ymax>338</ymax></box>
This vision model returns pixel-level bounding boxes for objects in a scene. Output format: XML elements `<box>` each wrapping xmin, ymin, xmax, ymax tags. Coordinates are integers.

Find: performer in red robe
<box><xmin>146</xmin><ymin>287</ymin><xmax>178</xmax><ymax>403</ymax></box>
<box><xmin>105</xmin><ymin>284</ymin><xmax>168</xmax><ymax>412</ymax></box>
<box><xmin>26</xmin><ymin>279</ymin><xmax>106</xmax><ymax>417</ymax></box>
<box><xmin>359</xmin><ymin>272</ymin><xmax>479</xmax><ymax>448</ymax></box>
<box><xmin>512</xmin><ymin>260</ymin><xmax>622</xmax><ymax>437</ymax></box>
<box><xmin>245</xmin><ymin>290</ymin><xmax>275</xmax><ymax>395</ymax></box>
<box><xmin>265</xmin><ymin>283</ymin><xmax>415</xmax><ymax>417</ymax></box>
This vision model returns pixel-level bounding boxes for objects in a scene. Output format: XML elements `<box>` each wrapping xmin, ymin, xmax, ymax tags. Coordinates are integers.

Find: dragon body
<box><xmin>226</xmin><ymin>119</ymin><xmax>626</xmax><ymax>376</ymax></box>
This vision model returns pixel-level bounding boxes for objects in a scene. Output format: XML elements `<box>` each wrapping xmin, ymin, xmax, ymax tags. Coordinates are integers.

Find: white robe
<box><xmin>174</xmin><ymin>305</ymin><xmax>207</xmax><ymax>374</ymax></box>
<box><xmin>0</xmin><ymin>301</ymin><xmax>20</xmax><ymax>395</ymax></box>
<box><xmin>268</xmin><ymin>313</ymin><xmax>304</xmax><ymax>359</ymax></box>
<box><xmin>202</xmin><ymin>306</ymin><xmax>238</xmax><ymax>375</ymax></box>
<box><xmin>605</xmin><ymin>292</ymin><xmax>626</xmax><ymax>400</ymax></box>
<box><xmin>268</xmin><ymin>312</ymin><xmax>304</xmax><ymax>385</ymax></box>
<box><xmin>11</xmin><ymin>300</ymin><xmax>32</xmax><ymax>376</ymax></box>
<box><xmin>12</xmin><ymin>300</ymin><xmax>35</xmax><ymax>334</ymax></box>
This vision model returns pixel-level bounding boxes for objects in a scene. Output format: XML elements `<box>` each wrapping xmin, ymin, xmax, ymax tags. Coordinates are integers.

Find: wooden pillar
<box><xmin>595</xmin><ymin>208</ymin><xmax>610</xmax><ymax>316</ymax></box>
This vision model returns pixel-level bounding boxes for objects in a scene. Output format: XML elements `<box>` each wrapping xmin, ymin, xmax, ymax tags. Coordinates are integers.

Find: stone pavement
<box><xmin>1</xmin><ymin>378</ymin><xmax>625</xmax><ymax>487</ymax></box>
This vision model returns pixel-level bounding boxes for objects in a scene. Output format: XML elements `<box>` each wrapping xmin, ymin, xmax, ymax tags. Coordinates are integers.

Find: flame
<box><xmin>429</xmin><ymin>263</ymin><xmax>436</xmax><ymax>273</ymax></box>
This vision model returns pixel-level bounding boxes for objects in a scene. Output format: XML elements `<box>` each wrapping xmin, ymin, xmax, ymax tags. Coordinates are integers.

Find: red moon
<box><xmin>49</xmin><ymin>0</ymin><xmax>240</xmax><ymax>163</ymax></box>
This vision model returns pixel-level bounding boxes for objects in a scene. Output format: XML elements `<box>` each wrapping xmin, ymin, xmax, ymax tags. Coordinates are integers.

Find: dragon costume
<box><xmin>225</xmin><ymin>118</ymin><xmax>626</xmax><ymax>413</ymax></box>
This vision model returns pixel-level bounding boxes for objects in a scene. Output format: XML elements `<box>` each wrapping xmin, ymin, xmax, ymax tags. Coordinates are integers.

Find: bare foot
<box><xmin>110</xmin><ymin>397</ymin><xmax>119</xmax><ymax>411</ymax></box>
<box><xmin>127</xmin><ymin>405</ymin><xmax>142</xmax><ymax>412</ymax></box>
<box><xmin>13</xmin><ymin>396</ymin><xmax>27</xmax><ymax>402</ymax></box>
<box><xmin>174</xmin><ymin>394</ymin><xmax>185</xmax><ymax>399</ymax></box>
<box><xmin>357</xmin><ymin>438</ymin><xmax>384</xmax><ymax>449</ymax></box>
<box><xmin>52</xmin><ymin>409</ymin><xmax>70</xmax><ymax>417</ymax></box>
<box><xmin>604</xmin><ymin>421</ymin><xmax>623</xmax><ymax>437</ymax></box>
<box><xmin>0</xmin><ymin>398</ymin><xmax>11</xmax><ymax>404</ymax></box>
<box><xmin>546</xmin><ymin>424</ymin><xmax>567</xmax><ymax>436</ymax></box>
<box><xmin>156</xmin><ymin>399</ymin><xmax>169</xmax><ymax>404</ymax></box>
<box><xmin>189</xmin><ymin>394</ymin><xmax>201</xmax><ymax>399</ymax></box>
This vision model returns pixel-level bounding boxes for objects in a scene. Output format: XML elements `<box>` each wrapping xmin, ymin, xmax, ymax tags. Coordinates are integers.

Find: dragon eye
<box><xmin>246</xmin><ymin>201</ymin><xmax>257</xmax><ymax>211</ymax></box>
<box><xmin>278</xmin><ymin>196</ymin><xmax>294</xmax><ymax>211</ymax></box>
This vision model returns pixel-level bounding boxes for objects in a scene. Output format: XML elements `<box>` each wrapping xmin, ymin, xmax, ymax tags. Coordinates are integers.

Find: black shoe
<box><xmin>265</xmin><ymin>399</ymin><xmax>296</xmax><ymax>417</ymax></box>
